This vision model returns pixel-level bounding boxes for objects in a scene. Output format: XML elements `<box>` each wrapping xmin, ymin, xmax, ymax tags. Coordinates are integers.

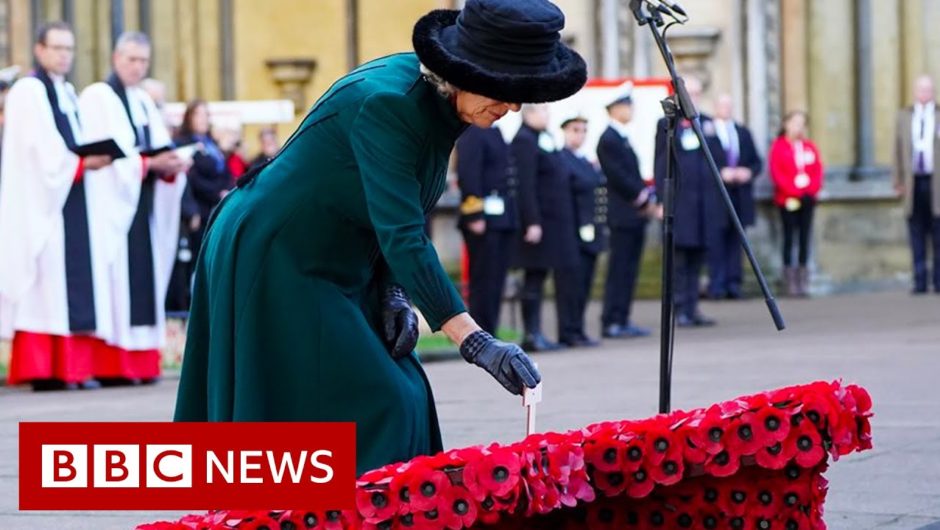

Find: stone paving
<box><xmin>1</xmin><ymin>291</ymin><xmax>938</xmax><ymax>529</ymax></box>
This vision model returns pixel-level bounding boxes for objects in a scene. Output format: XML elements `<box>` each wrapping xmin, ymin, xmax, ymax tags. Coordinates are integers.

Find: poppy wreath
<box><xmin>139</xmin><ymin>380</ymin><xmax>872</xmax><ymax>530</ymax></box>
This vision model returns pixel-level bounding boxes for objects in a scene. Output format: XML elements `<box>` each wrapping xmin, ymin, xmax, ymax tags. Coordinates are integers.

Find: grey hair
<box><xmin>114</xmin><ymin>31</ymin><xmax>151</xmax><ymax>52</ymax></box>
<box><xmin>419</xmin><ymin>63</ymin><xmax>457</xmax><ymax>98</ymax></box>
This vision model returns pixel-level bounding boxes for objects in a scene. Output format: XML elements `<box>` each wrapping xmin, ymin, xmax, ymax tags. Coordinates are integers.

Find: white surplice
<box><xmin>0</xmin><ymin>76</ymin><xmax>116</xmax><ymax>340</ymax></box>
<box><xmin>78</xmin><ymin>82</ymin><xmax>185</xmax><ymax>351</ymax></box>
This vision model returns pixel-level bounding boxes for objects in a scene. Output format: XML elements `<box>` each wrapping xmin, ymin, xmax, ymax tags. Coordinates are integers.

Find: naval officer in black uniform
<box><xmin>456</xmin><ymin>124</ymin><xmax>518</xmax><ymax>334</ymax></box>
<box><xmin>558</xmin><ymin>116</ymin><xmax>605</xmax><ymax>347</ymax></box>
<box><xmin>597</xmin><ymin>94</ymin><xmax>653</xmax><ymax>338</ymax></box>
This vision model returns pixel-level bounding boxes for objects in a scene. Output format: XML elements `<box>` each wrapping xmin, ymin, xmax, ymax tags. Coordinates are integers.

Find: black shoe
<box><xmin>97</xmin><ymin>377</ymin><xmax>141</xmax><ymax>387</ymax></box>
<box><xmin>726</xmin><ymin>288</ymin><xmax>743</xmax><ymax>300</ymax></box>
<box><xmin>30</xmin><ymin>379</ymin><xmax>78</xmax><ymax>392</ymax></box>
<box><xmin>692</xmin><ymin>313</ymin><xmax>717</xmax><ymax>327</ymax></box>
<box><xmin>707</xmin><ymin>290</ymin><xmax>726</xmax><ymax>300</ymax></box>
<box><xmin>560</xmin><ymin>334</ymin><xmax>600</xmax><ymax>348</ymax></box>
<box><xmin>912</xmin><ymin>286</ymin><xmax>928</xmax><ymax>295</ymax></box>
<box><xmin>676</xmin><ymin>314</ymin><xmax>697</xmax><ymax>328</ymax></box>
<box><xmin>521</xmin><ymin>333</ymin><xmax>562</xmax><ymax>352</ymax></box>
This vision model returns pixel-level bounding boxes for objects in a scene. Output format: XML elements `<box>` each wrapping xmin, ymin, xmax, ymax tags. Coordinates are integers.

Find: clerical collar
<box><xmin>609</xmin><ymin>119</ymin><xmax>630</xmax><ymax>139</ymax></box>
<box><xmin>914</xmin><ymin>101</ymin><xmax>935</xmax><ymax>114</ymax></box>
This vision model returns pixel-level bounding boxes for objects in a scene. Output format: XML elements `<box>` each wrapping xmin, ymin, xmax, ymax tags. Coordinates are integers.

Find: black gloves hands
<box><xmin>459</xmin><ymin>330</ymin><xmax>542</xmax><ymax>395</ymax></box>
<box><xmin>381</xmin><ymin>284</ymin><xmax>419</xmax><ymax>359</ymax></box>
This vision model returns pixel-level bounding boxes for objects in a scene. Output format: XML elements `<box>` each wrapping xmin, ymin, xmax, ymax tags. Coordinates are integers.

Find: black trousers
<box><xmin>676</xmin><ymin>246</ymin><xmax>707</xmax><ymax>319</ymax></box>
<box><xmin>779</xmin><ymin>196</ymin><xmax>816</xmax><ymax>267</ymax></box>
<box><xmin>707</xmin><ymin>223</ymin><xmax>743</xmax><ymax>297</ymax></box>
<box><xmin>602</xmin><ymin>226</ymin><xmax>647</xmax><ymax>327</ymax></box>
<box><xmin>572</xmin><ymin>250</ymin><xmax>599</xmax><ymax>338</ymax></box>
<box><xmin>909</xmin><ymin>175</ymin><xmax>940</xmax><ymax>291</ymax></box>
<box><xmin>521</xmin><ymin>267</ymin><xmax>580</xmax><ymax>341</ymax></box>
<box><xmin>463</xmin><ymin>229</ymin><xmax>515</xmax><ymax>334</ymax></box>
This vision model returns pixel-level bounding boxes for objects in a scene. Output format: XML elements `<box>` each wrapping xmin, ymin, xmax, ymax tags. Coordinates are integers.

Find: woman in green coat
<box><xmin>174</xmin><ymin>0</ymin><xmax>587</xmax><ymax>475</ymax></box>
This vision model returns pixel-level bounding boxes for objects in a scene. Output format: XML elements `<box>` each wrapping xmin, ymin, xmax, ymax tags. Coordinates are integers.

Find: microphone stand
<box><xmin>628</xmin><ymin>1</ymin><xmax>786</xmax><ymax>414</ymax></box>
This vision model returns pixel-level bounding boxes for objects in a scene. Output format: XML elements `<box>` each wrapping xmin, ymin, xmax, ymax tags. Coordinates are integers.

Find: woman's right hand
<box><xmin>459</xmin><ymin>330</ymin><xmax>541</xmax><ymax>395</ymax></box>
<box><xmin>524</xmin><ymin>224</ymin><xmax>542</xmax><ymax>244</ymax></box>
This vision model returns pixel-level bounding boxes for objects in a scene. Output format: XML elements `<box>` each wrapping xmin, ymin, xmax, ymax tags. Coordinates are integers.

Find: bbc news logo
<box><xmin>20</xmin><ymin>423</ymin><xmax>355</xmax><ymax>510</ymax></box>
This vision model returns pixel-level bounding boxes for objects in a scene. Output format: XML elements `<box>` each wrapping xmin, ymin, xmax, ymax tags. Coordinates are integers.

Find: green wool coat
<box><xmin>174</xmin><ymin>53</ymin><xmax>468</xmax><ymax>475</ymax></box>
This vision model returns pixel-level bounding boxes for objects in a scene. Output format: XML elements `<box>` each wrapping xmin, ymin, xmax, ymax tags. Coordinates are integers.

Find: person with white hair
<box><xmin>78</xmin><ymin>30</ymin><xmax>188</xmax><ymax>384</ymax></box>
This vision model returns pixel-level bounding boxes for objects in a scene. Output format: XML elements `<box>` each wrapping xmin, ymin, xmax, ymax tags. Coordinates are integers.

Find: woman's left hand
<box><xmin>381</xmin><ymin>284</ymin><xmax>419</xmax><ymax>359</ymax></box>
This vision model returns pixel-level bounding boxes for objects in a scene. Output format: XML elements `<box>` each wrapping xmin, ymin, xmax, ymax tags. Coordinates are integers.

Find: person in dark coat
<box><xmin>654</xmin><ymin>77</ymin><xmax>726</xmax><ymax>327</ymax></box>
<box><xmin>597</xmin><ymin>94</ymin><xmax>653</xmax><ymax>338</ymax></box>
<box><xmin>558</xmin><ymin>116</ymin><xmax>605</xmax><ymax>347</ymax></box>
<box><xmin>456</xmin><ymin>125</ymin><xmax>518</xmax><ymax>334</ymax></box>
<box><xmin>175</xmin><ymin>0</ymin><xmax>585</xmax><ymax>475</ymax></box>
<box><xmin>706</xmin><ymin>94</ymin><xmax>762</xmax><ymax>299</ymax></box>
<box><xmin>173</xmin><ymin>99</ymin><xmax>233</xmax><ymax>253</ymax></box>
<box><xmin>512</xmin><ymin>104</ymin><xmax>581</xmax><ymax>351</ymax></box>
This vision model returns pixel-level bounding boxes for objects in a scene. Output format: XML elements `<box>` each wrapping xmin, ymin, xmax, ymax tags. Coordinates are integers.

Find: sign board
<box><xmin>494</xmin><ymin>78</ymin><xmax>672</xmax><ymax>181</ymax></box>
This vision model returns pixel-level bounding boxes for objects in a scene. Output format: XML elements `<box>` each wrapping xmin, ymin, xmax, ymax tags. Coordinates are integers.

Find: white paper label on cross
<box><xmin>523</xmin><ymin>383</ymin><xmax>543</xmax><ymax>436</ymax></box>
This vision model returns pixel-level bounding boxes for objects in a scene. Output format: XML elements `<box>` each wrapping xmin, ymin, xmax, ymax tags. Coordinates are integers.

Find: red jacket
<box><xmin>769</xmin><ymin>136</ymin><xmax>824</xmax><ymax>207</ymax></box>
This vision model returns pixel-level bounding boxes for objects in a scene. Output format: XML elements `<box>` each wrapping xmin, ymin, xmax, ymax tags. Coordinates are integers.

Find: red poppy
<box><xmin>437</xmin><ymin>485</ymin><xmax>477</xmax><ymax>530</ymax></box>
<box><xmin>585</xmin><ymin>437</ymin><xmax>625</xmax><ymax>473</ymax></box>
<box><xmin>320</xmin><ymin>510</ymin><xmax>347</xmax><ymax>530</ymax></box>
<box><xmin>649</xmin><ymin>454</ymin><xmax>684</xmax><ymax>486</ymax></box>
<box><xmin>356</xmin><ymin>486</ymin><xmax>398</xmax><ymax>523</ymax></box>
<box><xmin>474</xmin><ymin>496</ymin><xmax>503</xmax><ymax>526</ymax></box>
<box><xmin>643</xmin><ymin>419</ymin><xmax>675</xmax><ymax>466</ymax></box>
<box><xmin>559</xmin><ymin>472</ymin><xmax>595</xmax><ymax>507</ymax></box>
<box><xmin>726</xmin><ymin>413</ymin><xmax>765</xmax><ymax>457</ymax></box>
<box><xmin>592</xmin><ymin>468</ymin><xmax>627</xmax><ymax>497</ymax></box>
<box><xmin>847</xmin><ymin>384</ymin><xmax>873</xmax><ymax>415</ymax></box>
<box><xmin>754</xmin><ymin>406</ymin><xmax>791</xmax><ymax>445</ymax></box>
<box><xmin>585</xmin><ymin>501</ymin><xmax>627</xmax><ymax>529</ymax></box>
<box><xmin>277</xmin><ymin>510</ymin><xmax>318</xmax><ymax>530</ymax></box>
<box><xmin>704</xmin><ymin>449</ymin><xmax>740</xmax><ymax>478</ymax></box>
<box><xmin>405</xmin><ymin>468</ymin><xmax>450</xmax><ymax>512</ymax></box>
<box><xmin>462</xmin><ymin>449</ymin><xmax>521</xmax><ymax>500</ymax></box>
<box><xmin>790</xmin><ymin>422</ymin><xmax>825</xmax><ymax>469</ymax></box>
<box><xmin>238</xmin><ymin>515</ymin><xmax>281</xmax><ymax>530</ymax></box>
<box><xmin>624</xmin><ymin>466</ymin><xmax>655</xmax><ymax>498</ymax></box>
<box><xmin>691</xmin><ymin>407</ymin><xmax>727</xmax><ymax>455</ymax></box>
<box><xmin>755</xmin><ymin>439</ymin><xmax>797</xmax><ymax>470</ymax></box>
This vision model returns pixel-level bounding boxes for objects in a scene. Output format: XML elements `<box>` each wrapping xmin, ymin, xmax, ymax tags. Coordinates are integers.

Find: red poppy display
<box><xmin>139</xmin><ymin>380</ymin><xmax>872</xmax><ymax>530</ymax></box>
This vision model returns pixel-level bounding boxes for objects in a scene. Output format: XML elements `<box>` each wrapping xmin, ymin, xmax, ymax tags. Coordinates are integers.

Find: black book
<box><xmin>73</xmin><ymin>139</ymin><xmax>126</xmax><ymax>159</ymax></box>
<box><xmin>139</xmin><ymin>141</ymin><xmax>198</xmax><ymax>158</ymax></box>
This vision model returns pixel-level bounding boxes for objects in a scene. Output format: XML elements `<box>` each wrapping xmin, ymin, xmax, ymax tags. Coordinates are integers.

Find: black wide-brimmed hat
<box><xmin>413</xmin><ymin>0</ymin><xmax>587</xmax><ymax>104</ymax></box>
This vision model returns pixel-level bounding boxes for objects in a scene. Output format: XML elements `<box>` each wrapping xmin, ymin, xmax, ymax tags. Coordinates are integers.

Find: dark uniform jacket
<box><xmin>597</xmin><ymin>125</ymin><xmax>648</xmax><ymax>229</ymax></box>
<box><xmin>455</xmin><ymin>125</ymin><xmax>518</xmax><ymax>231</ymax></box>
<box><xmin>715</xmin><ymin>120</ymin><xmax>762</xmax><ymax>228</ymax></box>
<box><xmin>560</xmin><ymin>148</ymin><xmax>607</xmax><ymax>255</ymax></box>
<box><xmin>654</xmin><ymin>115</ymin><xmax>728</xmax><ymax>248</ymax></box>
<box><xmin>511</xmin><ymin>123</ymin><xmax>578</xmax><ymax>269</ymax></box>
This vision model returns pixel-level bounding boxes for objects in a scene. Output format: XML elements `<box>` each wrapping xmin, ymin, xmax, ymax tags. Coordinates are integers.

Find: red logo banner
<box><xmin>19</xmin><ymin>422</ymin><xmax>356</xmax><ymax>511</ymax></box>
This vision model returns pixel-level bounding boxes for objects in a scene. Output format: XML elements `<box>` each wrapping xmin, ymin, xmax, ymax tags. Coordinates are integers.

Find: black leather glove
<box><xmin>381</xmin><ymin>284</ymin><xmax>419</xmax><ymax>359</ymax></box>
<box><xmin>459</xmin><ymin>330</ymin><xmax>541</xmax><ymax>395</ymax></box>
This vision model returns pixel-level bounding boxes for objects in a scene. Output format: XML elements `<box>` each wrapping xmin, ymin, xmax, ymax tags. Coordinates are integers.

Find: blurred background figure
<box><xmin>707</xmin><ymin>94</ymin><xmax>762</xmax><ymax>300</ymax></box>
<box><xmin>78</xmin><ymin>31</ymin><xmax>188</xmax><ymax>385</ymax></box>
<box><xmin>769</xmin><ymin>111</ymin><xmax>824</xmax><ymax>297</ymax></box>
<box><xmin>0</xmin><ymin>22</ymin><xmax>113</xmax><ymax>391</ymax></box>
<box><xmin>0</xmin><ymin>65</ymin><xmax>18</xmax><ymax>171</ymax></box>
<box><xmin>894</xmin><ymin>75</ymin><xmax>939</xmax><ymax>295</ymax></box>
<box><xmin>250</xmin><ymin>126</ymin><xmax>281</xmax><ymax>171</ymax></box>
<box><xmin>597</xmin><ymin>94</ymin><xmax>652</xmax><ymax>338</ymax></box>
<box><xmin>512</xmin><ymin>104</ymin><xmax>579</xmax><ymax>351</ymax></box>
<box><xmin>559</xmin><ymin>116</ymin><xmax>604</xmax><ymax>347</ymax></box>
<box><xmin>654</xmin><ymin>76</ymin><xmax>723</xmax><ymax>327</ymax></box>
<box><xmin>174</xmin><ymin>99</ymin><xmax>233</xmax><ymax>252</ymax></box>
<box><xmin>216</xmin><ymin>125</ymin><xmax>248</xmax><ymax>181</ymax></box>
<box><xmin>456</xmin><ymin>124</ymin><xmax>518</xmax><ymax>335</ymax></box>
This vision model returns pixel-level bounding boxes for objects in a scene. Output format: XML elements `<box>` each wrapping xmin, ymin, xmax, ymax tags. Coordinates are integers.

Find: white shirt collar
<box><xmin>914</xmin><ymin>101</ymin><xmax>936</xmax><ymax>115</ymax></box>
<box><xmin>609</xmin><ymin>119</ymin><xmax>630</xmax><ymax>138</ymax></box>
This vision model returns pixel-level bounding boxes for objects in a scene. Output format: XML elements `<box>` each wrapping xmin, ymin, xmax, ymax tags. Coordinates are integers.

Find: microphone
<box><xmin>658</xmin><ymin>0</ymin><xmax>687</xmax><ymax>17</ymax></box>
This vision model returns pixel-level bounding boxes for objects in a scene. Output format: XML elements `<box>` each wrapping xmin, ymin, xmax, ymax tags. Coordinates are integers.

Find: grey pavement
<box><xmin>1</xmin><ymin>291</ymin><xmax>938</xmax><ymax>529</ymax></box>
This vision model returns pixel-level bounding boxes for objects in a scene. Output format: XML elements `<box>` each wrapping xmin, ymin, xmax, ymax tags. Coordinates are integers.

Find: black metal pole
<box><xmin>658</xmin><ymin>96</ymin><xmax>679</xmax><ymax>414</ymax></box>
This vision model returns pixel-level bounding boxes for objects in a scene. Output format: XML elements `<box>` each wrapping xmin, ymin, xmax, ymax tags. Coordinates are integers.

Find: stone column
<box><xmin>729</xmin><ymin>0</ymin><xmax>745</xmax><ymax>119</ymax></box>
<box><xmin>599</xmin><ymin>0</ymin><xmax>619</xmax><ymax>78</ymax></box>
<box><xmin>746</xmin><ymin>0</ymin><xmax>769</xmax><ymax>151</ymax></box>
<box><xmin>807</xmin><ymin>0</ymin><xmax>855</xmax><ymax>175</ymax></box>
<box><xmin>110</xmin><ymin>0</ymin><xmax>124</xmax><ymax>46</ymax></box>
<box><xmin>220</xmin><ymin>0</ymin><xmax>235</xmax><ymax>99</ymax></box>
<box><xmin>853</xmin><ymin>0</ymin><xmax>879</xmax><ymax>179</ymax></box>
<box><xmin>869</xmin><ymin>0</ymin><xmax>901</xmax><ymax>167</ymax></box>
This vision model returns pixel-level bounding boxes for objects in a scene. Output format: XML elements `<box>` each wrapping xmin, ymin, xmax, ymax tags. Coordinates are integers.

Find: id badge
<box><xmin>484</xmin><ymin>195</ymin><xmax>506</xmax><ymax>216</ymax></box>
<box><xmin>794</xmin><ymin>173</ymin><xmax>810</xmax><ymax>189</ymax></box>
<box><xmin>680</xmin><ymin>129</ymin><xmax>701</xmax><ymax>151</ymax></box>
<box><xmin>579</xmin><ymin>224</ymin><xmax>596</xmax><ymax>243</ymax></box>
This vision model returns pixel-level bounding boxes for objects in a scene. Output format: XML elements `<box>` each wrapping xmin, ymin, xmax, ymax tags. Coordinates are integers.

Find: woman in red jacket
<box><xmin>769</xmin><ymin>111</ymin><xmax>824</xmax><ymax>297</ymax></box>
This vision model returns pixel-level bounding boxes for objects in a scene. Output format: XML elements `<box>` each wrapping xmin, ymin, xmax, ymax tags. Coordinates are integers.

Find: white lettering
<box><xmin>309</xmin><ymin>450</ymin><xmax>334</xmax><ymax>484</ymax></box>
<box><xmin>240</xmin><ymin>450</ymin><xmax>263</xmax><ymax>484</ymax></box>
<box><xmin>206</xmin><ymin>451</ymin><xmax>234</xmax><ymax>484</ymax></box>
<box><xmin>266</xmin><ymin>451</ymin><xmax>307</xmax><ymax>484</ymax></box>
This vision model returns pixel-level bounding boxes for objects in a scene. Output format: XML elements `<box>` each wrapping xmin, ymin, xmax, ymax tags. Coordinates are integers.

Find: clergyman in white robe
<box><xmin>79</xmin><ymin>74</ymin><xmax>185</xmax><ymax>380</ymax></box>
